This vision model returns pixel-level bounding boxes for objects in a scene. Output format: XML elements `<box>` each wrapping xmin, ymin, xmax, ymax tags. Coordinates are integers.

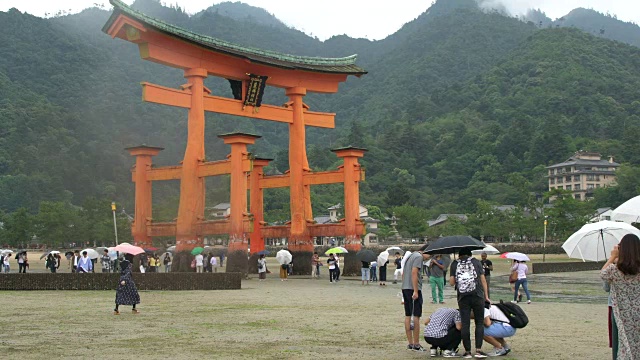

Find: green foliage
<box><xmin>392</xmin><ymin>205</ymin><xmax>428</xmax><ymax>238</ymax></box>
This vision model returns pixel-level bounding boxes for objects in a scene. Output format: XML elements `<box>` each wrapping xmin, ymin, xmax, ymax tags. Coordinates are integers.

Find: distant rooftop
<box><xmin>547</xmin><ymin>151</ymin><xmax>619</xmax><ymax>169</ymax></box>
<box><xmin>103</xmin><ymin>0</ymin><xmax>367</xmax><ymax>75</ymax></box>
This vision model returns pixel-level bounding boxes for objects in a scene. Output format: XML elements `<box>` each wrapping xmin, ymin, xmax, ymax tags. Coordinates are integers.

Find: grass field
<box><xmin>0</xmin><ymin>252</ymin><xmax>610</xmax><ymax>359</ymax></box>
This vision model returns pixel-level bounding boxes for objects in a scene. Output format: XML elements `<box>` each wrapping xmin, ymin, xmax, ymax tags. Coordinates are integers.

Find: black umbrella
<box><xmin>356</xmin><ymin>249</ymin><xmax>377</xmax><ymax>263</ymax></box>
<box><xmin>423</xmin><ymin>236</ymin><xmax>485</xmax><ymax>255</ymax></box>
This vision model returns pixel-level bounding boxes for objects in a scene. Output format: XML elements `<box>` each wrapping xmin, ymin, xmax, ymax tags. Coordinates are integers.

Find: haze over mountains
<box><xmin>1</xmin><ymin>0</ymin><xmax>640</xmax><ymax>221</ymax></box>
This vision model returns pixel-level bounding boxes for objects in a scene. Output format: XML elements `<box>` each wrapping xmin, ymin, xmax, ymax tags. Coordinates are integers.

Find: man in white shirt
<box><xmin>483</xmin><ymin>305</ymin><xmax>516</xmax><ymax>356</ymax></box>
<box><xmin>195</xmin><ymin>253</ymin><xmax>204</xmax><ymax>273</ymax></box>
<box><xmin>76</xmin><ymin>251</ymin><xmax>93</xmax><ymax>273</ymax></box>
<box><xmin>210</xmin><ymin>256</ymin><xmax>218</xmax><ymax>273</ymax></box>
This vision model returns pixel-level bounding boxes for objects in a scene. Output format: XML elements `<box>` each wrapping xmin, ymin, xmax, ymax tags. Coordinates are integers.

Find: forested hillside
<box><xmin>1</xmin><ymin>0</ymin><xmax>640</xmax><ymax>246</ymax></box>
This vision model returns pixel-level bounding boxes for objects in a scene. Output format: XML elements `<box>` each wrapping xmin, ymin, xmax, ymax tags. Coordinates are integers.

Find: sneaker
<box><xmin>487</xmin><ymin>348</ymin><xmax>507</xmax><ymax>357</ymax></box>
<box><xmin>510</xmin><ymin>300</ymin><xmax>517</xmax><ymax>304</ymax></box>
<box><xmin>440</xmin><ymin>301</ymin><xmax>445</xmax><ymax>304</ymax></box>
<box><xmin>475</xmin><ymin>350</ymin><xmax>488</xmax><ymax>358</ymax></box>
<box><xmin>444</xmin><ymin>350</ymin><xmax>461</xmax><ymax>357</ymax></box>
<box><xmin>407</xmin><ymin>344</ymin><xmax>414</xmax><ymax>351</ymax></box>
<box><xmin>503</xmin><ymin>346</ymin><xmax>511</xmax><ymax>355</ymax></box>
<box><xmin>527</xmin><ymin>300</ymin><xmax>531</xmax><ymax>304</ymax></box>
<box><xmin>430</xmin><ymin>348</ymin><xmax>438</xmax><ymax>357</ymax></box>
<box><xmin>413</xmin><ymin>344</ymin><xmax>427</xmax><ymax>352</ymax></box>
<box><xmin>462</xmin><ymin>352</ymin><xmax>473</xmax><ymax>358</ymax></box>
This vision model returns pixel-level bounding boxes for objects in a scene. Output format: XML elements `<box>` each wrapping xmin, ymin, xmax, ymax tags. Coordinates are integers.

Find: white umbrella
<box><xmin>81</xmin><ymin>248</ymin><xmax>100</xmax><ymax>260</ymax></box>
<box><xmin>377</xmin><ymin>251</ymin><xmax>389</xmax><ymax>267</ymax></box>
<box><xmin>1</xmin><ymin>250</ymin><xmax>13</xmax><ymax>255</ymax></box>
<box><xmin>472</xmin><ymin>244</ymin><xmax>500</xmax><ymax>255</ymax></box>
<box><xmin>400</xmin><ymin>251</ymin><xmax>413</xmax><ymax>271</ymax></box>
<box><xmin>611</xmin><ymin>196</ymin><xmax>640</xmax><ymax>224</ymax></box>
<box><xmin>562</xmin><ymin>221</ymin><xmax>640</xmax><ymax>262</ymax></box>
<box><xmin>166</xmin><ymin>245</ymin><xmax>176</xmax><ymax>252</ymax></box>
<box><xmin>275</xmin><ymin>249</ymin><xmax>292</xmax><ymax>265</ymax></box>
<box><xmin>385</xmin><ymin>246</ymin><xmax>404</xmax><ymax>255</ymax></box>
<box><xmin>502</xmin><ymin>252</ymin><xmax>530</xmax><ymax>262</ymax></box>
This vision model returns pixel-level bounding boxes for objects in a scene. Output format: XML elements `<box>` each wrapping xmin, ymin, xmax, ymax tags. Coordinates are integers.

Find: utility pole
<box><xmin>111</xmin><ymin>202</ymin><xmax>119</xmax><ymax>246</ymax></box>
<box><xmin>543</xmin><ymin>216</ymin><xmax>548</xmax><ymax>262</ymax></box>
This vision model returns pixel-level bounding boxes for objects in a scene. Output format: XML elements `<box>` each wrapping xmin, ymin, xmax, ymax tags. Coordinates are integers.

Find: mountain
<box><xmin>557</xmin><ymin>8</ymin><xmax>640</xmax><ymax>48</ymax></box>
<box><xmin>1</xmin><ymin>0</ymin><xmax>640</xmax><ymax>222</ymax></box>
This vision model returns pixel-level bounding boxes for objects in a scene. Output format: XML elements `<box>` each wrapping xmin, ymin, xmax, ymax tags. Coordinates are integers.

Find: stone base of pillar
<box><xmin>341</xmin><ymin>252</ymin><xmax>361</xmax><ymax>276</ymax></box>
<box><xmin>289</xmin><ymin>250</ymin><xmax>312</xmax><ymax>275</ymax></box>
<box><xmin>226</xmin><ymin>250</ymin><xmax>248</xmax><ymax>275</ymax></box>
<box><xmin>171</xmin><ymin>251</ymin><xmax>195</xmax><ymax>272</ymax></box>
<box><xmin>247</xmin><ymin>253</ymin><xmax>261</xmax><ymax>275</ymax></box>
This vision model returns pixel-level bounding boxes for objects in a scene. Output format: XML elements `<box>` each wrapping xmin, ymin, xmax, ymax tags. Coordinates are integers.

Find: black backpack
<box><xmin>494</xmin><ymin>300</ymin><xmax>529</xmax><ymax>329</ymax></box>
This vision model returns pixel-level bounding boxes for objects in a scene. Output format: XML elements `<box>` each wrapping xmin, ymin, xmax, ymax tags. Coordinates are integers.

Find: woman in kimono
<box><xmin>114</xmin><ymin>257</ymin><xmax>140</xmax><ymax>315</ymax></box>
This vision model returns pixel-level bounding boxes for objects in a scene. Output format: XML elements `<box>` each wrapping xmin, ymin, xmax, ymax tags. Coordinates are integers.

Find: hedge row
<box><xmin>532</xmin><ymin>261</ymin><xmax>604</xmax><ymax>274</ymax></box>
<box><xmin>0</xmin><ymin>273</ymin><xmax>241</xmax><ymax>290</ymax></box>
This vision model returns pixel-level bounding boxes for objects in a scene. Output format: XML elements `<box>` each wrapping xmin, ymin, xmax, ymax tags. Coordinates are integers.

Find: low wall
<box><xmin>532</xmin><ymin>261</ymin><xmax>605</xmax><ymax>274</ymax></box>
<box><xmin>0</xmin><ymin>273</ymin><xmax>242</xmax><ymax>290</ymax></box>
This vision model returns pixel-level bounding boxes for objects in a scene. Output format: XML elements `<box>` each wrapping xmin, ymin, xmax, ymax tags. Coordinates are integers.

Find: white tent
<box><xmin>611</xmin><ymin>195</ymin><xmax>640</xmax><ymax>224</ymax></box>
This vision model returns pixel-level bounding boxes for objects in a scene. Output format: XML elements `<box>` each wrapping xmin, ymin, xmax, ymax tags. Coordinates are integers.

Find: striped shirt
<box><xmin>424</xmin><ymin>308</ymin><xmax>461</xmax><ymax>339</ymax></box>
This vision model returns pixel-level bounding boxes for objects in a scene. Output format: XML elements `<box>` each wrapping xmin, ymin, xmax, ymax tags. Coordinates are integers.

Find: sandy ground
<box><xmin>1</xmin><ymin>252</ymin><xmax>611</xmax><ymax>359</ymax></box>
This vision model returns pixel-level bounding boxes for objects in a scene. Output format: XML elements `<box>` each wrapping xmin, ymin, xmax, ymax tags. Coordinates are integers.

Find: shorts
<box><xmin>484</xmin><ymin>322</ymin><xmax>516</xmax><ymax>338</ymax></box>
<box><xmin>402</xmin><ymin>289</ymin><xmax>423</xmax><ymax>317</ymax></box>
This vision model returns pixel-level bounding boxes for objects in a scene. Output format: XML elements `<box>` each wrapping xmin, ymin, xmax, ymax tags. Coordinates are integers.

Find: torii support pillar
<box><xmin>126</xmin><ymin>145</ymin><xmax>163</xmax><ymax>249</ymax></box>
<box><xmin>286</xmin><ymin>87</ymin><xmax>313</xmax><ymax>275</ymax></box>
<box><xmin>333</xmin><ymin>146</ymin><xmax>367</xmax><ymax>276</ymax></box>
<box><xmin>248</xmin><ymin>157</ymin><xmax>271</xmax><ymax>274</ymax></box>
<box><xmin>221</xmin><ymin>133</ymin><xmax>261</xmax><ymax>275</ymax></box>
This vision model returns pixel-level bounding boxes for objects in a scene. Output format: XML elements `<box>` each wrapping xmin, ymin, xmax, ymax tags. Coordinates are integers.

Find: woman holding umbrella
<box><xmin>511</xmin><ymin>260</ymin><xmax>531</xmax><ymax>304</ymax></box>
<box><xmin>601</xmin><ymin>234</ymin><xmax>640</xmax><ymax>359</ymax></box>
<box><xmin>114</xmin><ymin>255</ymin><xmax>141</xmax><ymax>315</ymax></box>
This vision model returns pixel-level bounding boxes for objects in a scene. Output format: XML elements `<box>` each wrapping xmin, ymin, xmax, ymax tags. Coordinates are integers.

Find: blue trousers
<box><xmin>514</xmin><ymin>278</ymin><xmax>531</xmax><ymax>301</ymax></box>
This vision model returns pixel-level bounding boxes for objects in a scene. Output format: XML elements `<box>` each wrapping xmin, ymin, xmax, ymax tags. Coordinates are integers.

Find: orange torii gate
<box><xmin>103</xmin><ymin>0</ymin><xmax>367</xmax><ymax>274</ymax></box>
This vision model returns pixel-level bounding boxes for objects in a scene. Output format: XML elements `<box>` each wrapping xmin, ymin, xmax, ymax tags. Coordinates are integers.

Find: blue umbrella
<box><xmin>257</xmin><ymin>250</ymin><xmax>270</xmax><ymax>256</ymax></box>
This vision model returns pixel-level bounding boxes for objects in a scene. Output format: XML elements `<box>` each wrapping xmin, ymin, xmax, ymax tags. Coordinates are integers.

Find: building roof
<box><xmin>209</xmin><ymin>203</ymin><xmax>231</xmax><ymax>210</ymax></box>
<box><xmin>103</xmin><ymin>0</ymin><xmax>367</xmax><ymax>75</ymax></box>
<box><xmin>547</xmin><ymin>152</ymin><xmax>619</xmax><ymax>169</ymax></box>
<box><xmin>361</xmin><ymin>216</ymin><xmax>381</xmax><ymax>223</ymax></box>
<box><xmin>427</xmin><ymin>214</ymin><xmax>468</xmax><ymax>227</ymax></box>
<box><xmin>313</xmin><ymin>215</ymin><xmax>333</xmax><ymax>224</ymax></box>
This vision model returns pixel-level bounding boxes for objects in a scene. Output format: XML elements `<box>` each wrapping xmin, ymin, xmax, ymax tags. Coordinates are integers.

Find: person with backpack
<box><xmin>449</xmin><ymin>248</ymin><xmax>490</xmax><ymax>358</ymax></box>
<box><xmin>482</xmin><ymin>303</ymin><xmax>520</xmax><ymax>356</ymax></box>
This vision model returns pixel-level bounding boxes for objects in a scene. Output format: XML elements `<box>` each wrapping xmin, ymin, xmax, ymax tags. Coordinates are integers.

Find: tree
<box><xmin>392</xmin><ymin>205</ymin><xmax>428</xmax><ymax>238</ymax></box>
<box><xmin>3</xmin><ymin>207</ymin><xmax>33</xmax><ymax>247</ymax></box>
<box><xmin>34</xmin><ymin>201</ymin><xmax>80</xmax><ymax>248</ymax></box>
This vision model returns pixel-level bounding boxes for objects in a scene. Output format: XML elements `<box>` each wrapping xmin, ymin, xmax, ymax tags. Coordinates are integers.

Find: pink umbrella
<box><xmin>112</xmin><ymin>243</ymin><xmax>145</xmax><ymax>255</ymax></box>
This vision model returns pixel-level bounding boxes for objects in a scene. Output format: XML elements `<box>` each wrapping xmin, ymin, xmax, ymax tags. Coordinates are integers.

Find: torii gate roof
<box><xmin>102</xmin><ymin>0</ymin><xmax>367</xmax><ymax>76</ymax></box>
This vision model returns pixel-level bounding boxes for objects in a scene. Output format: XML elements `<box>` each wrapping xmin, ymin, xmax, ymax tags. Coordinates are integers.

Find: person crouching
<box><xmin>424</xmin><ymin>307</ymin><xmax>462</xmax><ymax>357</ymax></box>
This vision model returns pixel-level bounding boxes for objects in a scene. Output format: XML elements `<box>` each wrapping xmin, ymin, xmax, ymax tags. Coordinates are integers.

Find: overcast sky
<box><xmin>1</xmin><ymin>0</ymin><xmax>639</xmax><ymax>40</ymax></box>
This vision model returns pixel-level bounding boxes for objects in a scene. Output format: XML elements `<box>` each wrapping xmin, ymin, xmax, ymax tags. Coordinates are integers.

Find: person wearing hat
<box><xmin>114</xmin><ymin>256</ymin><xmax>140</xmax><ymax>315</ymax></box>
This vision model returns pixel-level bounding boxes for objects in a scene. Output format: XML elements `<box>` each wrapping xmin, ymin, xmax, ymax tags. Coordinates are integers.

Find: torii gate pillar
<box><xmin>126</xmin><ymin>145</ymin><xmax>163</xmax><ymax>249</ymax></box>
<box><xmin>221</xmin><ymin>133</ymin><xmax>260</xmax><ymax>274</ymax></box>
<box><xmin>247</xmin><ymin>157</ymin><xmax>271</xmax><ymax>274</ymax></box>
<box><xmin>333</xmin><ymin>146</ymin><xmax>367</xmax><ymax>275</ymax></box>
<box><xmin>175</xmin><ymin>68</ymin><xmax>208</xmax><ymax>251</ymax></box>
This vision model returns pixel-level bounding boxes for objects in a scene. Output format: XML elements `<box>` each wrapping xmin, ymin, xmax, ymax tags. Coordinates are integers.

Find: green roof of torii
<box><xmin>102</xmin><ymin>0</ymin><xmax>367</xmax><ymax>75</ymax></box>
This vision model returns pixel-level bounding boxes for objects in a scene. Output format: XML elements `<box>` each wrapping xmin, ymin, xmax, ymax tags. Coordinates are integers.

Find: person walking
<box><xmin>3</xmin><ymin>253</ymin><xmax>9</xmax><ymax>273</ymax></box>
<box><xmin>114</xmin><ymin>258</ymin><xmax>140</xmax><ymax>315</ymax></box>
<box><xmin>72</xmin><ymin>250</ymin><xmax>80</xmax><ymax>273</ymax></box>
<box><xmin>100</xmin><ymin>249</ymin><xmax>111</xmax><ymax>273</ymax></box>
<box><xmin>148</xmin><ymin>254</ymin><xmax>157</xmax><ymax>273</ymax></box>
<box><xmin>257</xmin><ymin>254</ymin><xmax>267</xmax><ymax>281</ymax></box>
<box><xmin>17</xmin><ymin>252</ymin><xmax>27</xmax><ymax>273</ymax></box>
<box><xmin>429</xmin><ymin>254</ymin><xmax>446</xmax><ymax>304</ymax></box>
<box><xmin>195</xmin><ymin>253</ymin><xmax>204</xmax><ymax>273</ymax></box>
<box><xmin>210</xmin><ymin>255</ymin><xmax>218</xmax><ymax>273</ymax></box>
<box><xmin>511</xmin><ymin>261</ymin><xmax>531</xmax><ymax>304</ymax></box>
<box><xmin>401</xmin><ymin>247</ymin><xmax>430</xmax><ymax>352</ymax></box>
<box><xmin>379</xmin><ymin>258</ymin><xmax>388</xmax><ymax>286</ymax></box>
<box><xmin>449</xmin><ymin>248</ymin><xmax>490</xmax><ymax>358</ymax></box>
<box><xmin>361</xmin><ymin>261</ymin><xmax>371</xmax><ymax>285</ymax></box>
<box><xmin>480</xmin><ymin>253</ymin><xmax>493</xmax><ymax>298</ymax></box>
<box><xmin>334</xmin><ymin>254</ymin><xmax>341</xmax><ymax>281</ymax></box>
<box><xmin>76</xmin><ymin>251</ymin><xmax>93</xmax><ymax>273</ymax></box>
<box><xmin>370</xmin><ymin>260</ymin><xmax>378</xmax><ymax>282</ymax></box>
<box><xmin>328</xmin><ymin>254</ymin><xmax>337</xmax><ymax>283</ymax></box>
<box><xmin>311</xmin><ymin>252</ymin><xmax>320</xmax><ymax>278</ymax></box>
<box><xmin>279</xmin><ymin>260</ymin><xmax>289</xmax><ymax>281</ymax></box>
<box><xmin>393</xmin><ymin>252</ymin><xmax>403</xmax><ymax>284</ymax></box>
<box><xmin>46</xmin><ymin>253</ymin><xmax>57</xmax><ymax>273</ymax></box>
<box><xmin>601</xmin><ymin>234</ymin><xmax>640</xmax><ymax>359</ymax></box>
<box><xmin>163</xmin><ymin>253</ymin><xmax>172</xmax><ymax>273</ymax></box>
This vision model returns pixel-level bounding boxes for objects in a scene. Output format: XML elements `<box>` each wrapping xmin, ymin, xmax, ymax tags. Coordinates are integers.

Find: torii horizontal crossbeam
<box><xmin>142</xmin><ymin>82</ymin><xmax>336</xmax><ymax>129</ymax></box>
